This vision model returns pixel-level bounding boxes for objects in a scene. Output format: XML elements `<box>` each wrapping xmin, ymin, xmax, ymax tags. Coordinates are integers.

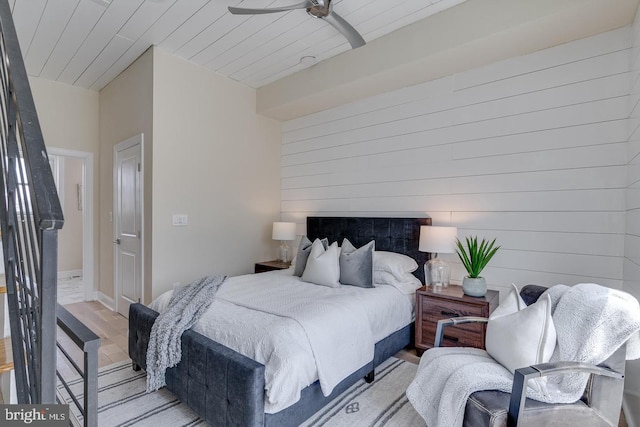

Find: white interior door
<box><xmin>114</xmin><ymin>135</ymin><xmax>143</xmax><ymax>318</ymax></box>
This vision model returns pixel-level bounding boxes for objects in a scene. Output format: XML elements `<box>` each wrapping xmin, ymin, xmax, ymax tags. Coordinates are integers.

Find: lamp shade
<box><xmin>272</xmin><ymin>222</ymin><xmax>296</xmax><ymax>240</ymax></box>
<box><xmin>419</xmin><ymin>226</ymin><xmax>458</xmax><ymax>254</ymax></box>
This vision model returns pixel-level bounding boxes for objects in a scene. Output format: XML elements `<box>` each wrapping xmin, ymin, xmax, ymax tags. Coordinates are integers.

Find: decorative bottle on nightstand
<box><xmin>277</xmin><ymin>241</ymin><xmax>290</xmax><ymax>263</ymax></box>
<box><xmin>425</xmin><ymin>256</ymin><xmax>451</xmax><ymax>288</ymax></box>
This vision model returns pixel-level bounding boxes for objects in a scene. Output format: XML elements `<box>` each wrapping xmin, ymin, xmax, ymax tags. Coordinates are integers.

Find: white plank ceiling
<box><xmin>10</xmin><ymin>0</ymin><xmax>469</xmax><ymax>91</ymax></box>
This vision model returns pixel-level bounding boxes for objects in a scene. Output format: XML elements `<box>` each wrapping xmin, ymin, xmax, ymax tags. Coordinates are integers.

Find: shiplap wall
<box><xmin>624</xmin><ymin>7</ymin><xmax>640</xmax><ymax>411</ymax></box>
<box><xmin>281</xmin><ymin>27</ymin><xmax>631</xmax><ymax>297</ymax></box>
<box><xmin>626</xmin><ymin>8</ymin><xmax>640</xmax><ymax>324</ymax></box>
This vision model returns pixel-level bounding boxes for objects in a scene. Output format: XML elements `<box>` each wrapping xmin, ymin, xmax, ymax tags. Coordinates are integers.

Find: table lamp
<box><xmin>272</xmin><ymin>222</ymin><xmax>296</xmax><ymax>262</ymax></box>
<box><xmin>419</xmin><ymin>226</ymin><xmax>458</xmax><ymax>287</ymax></box>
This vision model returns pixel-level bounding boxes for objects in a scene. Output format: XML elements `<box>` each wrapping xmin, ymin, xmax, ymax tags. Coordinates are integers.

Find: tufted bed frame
<box><xmin>128</xmin><ymin>216</ymin><xmax>431</xmax><ymax>426</ymax></box>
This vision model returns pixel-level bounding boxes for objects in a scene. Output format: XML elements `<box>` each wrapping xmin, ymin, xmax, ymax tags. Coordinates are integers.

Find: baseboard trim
<box><xmin>623</xmin><ymin>392</ymin><xmax>640</xmax><ymax>427</ymax></box>
<box><xmin>57</xmin><ymin>270</ymin><xmax>82</xmax><ymax>280</ymax></box>
<box><xmin>95</xmin><ymin>292</ymin><xmax>115</xmax><ymax>311</ymax></box>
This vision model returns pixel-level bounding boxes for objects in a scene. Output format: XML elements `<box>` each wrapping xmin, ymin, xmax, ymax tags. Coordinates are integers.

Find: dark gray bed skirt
<box><xmin>128</xmin><ymin>303</ymin><xmax>412</xmax><ymax>426</ymax></box>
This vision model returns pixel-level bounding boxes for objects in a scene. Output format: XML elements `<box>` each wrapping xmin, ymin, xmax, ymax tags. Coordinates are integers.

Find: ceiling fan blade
<box><xmin>228</xmin><ymin>1</ymin><xmax>314</xmax><ymax>15</ymax></box>
<box><xmin>322</xmin><ymin>11</ymin><xmax>365</xmax><ymax>49</ymax></box>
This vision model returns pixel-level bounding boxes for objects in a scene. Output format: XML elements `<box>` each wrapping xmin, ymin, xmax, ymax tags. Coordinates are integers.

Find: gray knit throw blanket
<box><xmin>146</xmin><ymin>275</ymin><xmax>226</xmax><ymax>392</ymax></box>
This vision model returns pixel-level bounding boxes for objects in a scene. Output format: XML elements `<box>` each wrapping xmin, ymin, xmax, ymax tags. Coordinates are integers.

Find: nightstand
<box><xmin>415</xmin><ymin>285</ymin><xmax>499</xmax><ymax>356</ymax></box>
<box><xmin>254</xmin><ymin>260</ymin><xmax>291</xmax><ymax>273</ymax></box>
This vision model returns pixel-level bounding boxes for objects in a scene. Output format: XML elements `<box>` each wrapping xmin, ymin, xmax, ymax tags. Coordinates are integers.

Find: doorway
<box><xmin>47</xmin><ymin>147</ymin><xmax>95</xmax><ymax>304</ymax></box>
<box><xmin>113</xmin><ymin>134</ymin><xmax>143</xmax><ymax>318</ymax></box>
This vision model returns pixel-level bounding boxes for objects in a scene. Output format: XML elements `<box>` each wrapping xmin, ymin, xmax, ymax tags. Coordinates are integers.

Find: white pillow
<box><xmin>490</xmin><ymin>283</ymin><xmax>526</xmax><ymax>320</ymax></box>
<box><xmin>301</xmin><ymin>240</ymin><xmax>341</xmax><ymax>288</ymax></box>
<box><xmin>485</xmin><ymin>287</ymin><xmax>557</xmax><ymax>395</ymax></box>
<box><xmin>374</xmin><ymin>251</ymin><xmax>418</xmax><ymax>281</ymax></box>
<box><xmin>373</xmin><ymin>270</ymin><xmax>422</xmax><ymax>294</ymax></box>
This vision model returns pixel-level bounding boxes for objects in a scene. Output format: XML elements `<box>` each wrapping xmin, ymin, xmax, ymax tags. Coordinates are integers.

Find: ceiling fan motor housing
<box><xmin>307</xmin><ymin>0</ymin><xmax>331</xmax><ymax>18</ymax></box>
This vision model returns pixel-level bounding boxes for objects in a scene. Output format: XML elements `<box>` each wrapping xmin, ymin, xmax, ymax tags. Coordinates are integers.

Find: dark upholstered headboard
<box><xmin>306</xmin><ymin>216</ymin><xmax>431</xmax><ymax>284</ymax></box>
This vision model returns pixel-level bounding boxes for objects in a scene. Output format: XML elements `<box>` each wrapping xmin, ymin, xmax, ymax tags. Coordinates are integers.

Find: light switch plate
<box><xmin>172</xmin><ymin>214</ymin><xmax>188</xmax><ymax>226</ymax></box>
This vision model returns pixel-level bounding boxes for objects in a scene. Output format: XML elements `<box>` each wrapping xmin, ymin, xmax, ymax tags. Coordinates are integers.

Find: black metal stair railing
<box><xmin>56</xmin><ymin>305</ymin><xmax>99</xmax><ymax>427</ymax></box>
<box><xmin>0</xmin><ymin>0</ymin><xmax>63</xmax><ymax>404</ymax></box>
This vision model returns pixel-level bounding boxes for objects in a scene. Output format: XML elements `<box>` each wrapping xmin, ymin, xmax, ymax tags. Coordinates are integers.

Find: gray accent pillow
<box><xmin>293</xmin><ymin>236</ymin><xmax>328</xmax><ymax>276</ymax></box>
<box><xmin>339</xmin><ymin>238</ymin><xmax>375</xmax><ymax>288</ymax></box>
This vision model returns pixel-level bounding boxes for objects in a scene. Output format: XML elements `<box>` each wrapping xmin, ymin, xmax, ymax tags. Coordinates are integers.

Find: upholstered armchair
<box><xmin>407</xmin><ymin>284</ymin><xmax>636</xmax><ymax>427</ymax></box>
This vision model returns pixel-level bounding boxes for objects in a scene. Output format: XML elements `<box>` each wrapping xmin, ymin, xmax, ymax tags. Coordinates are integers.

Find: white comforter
<box><xmin>149</xmin><ymin>269</ymin><xmax>413</xmax><ymax>413</ymax></box>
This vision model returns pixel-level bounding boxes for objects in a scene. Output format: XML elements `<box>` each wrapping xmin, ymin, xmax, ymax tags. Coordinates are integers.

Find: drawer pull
<box><xmin>441</xmin><ymin>310</ymin><xmax>459</xmax><ymax>317</ymax></box>
<box><xmin>444</xmin><ymin>335</ymin><xmax>459</xmax><ymax>342</ymax></box>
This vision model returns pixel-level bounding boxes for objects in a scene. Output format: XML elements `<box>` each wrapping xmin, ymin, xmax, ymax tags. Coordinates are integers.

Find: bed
<box><xmin>128</xmin><ymin>216</ymin><xmax>430</xmax><ymax>426</ymax></box>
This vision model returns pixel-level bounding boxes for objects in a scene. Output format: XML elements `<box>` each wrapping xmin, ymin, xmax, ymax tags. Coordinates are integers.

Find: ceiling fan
<box><xmin>228</xmin><ymin>0</ymin><xmax>366</xmax><ymax>49</ymax></box>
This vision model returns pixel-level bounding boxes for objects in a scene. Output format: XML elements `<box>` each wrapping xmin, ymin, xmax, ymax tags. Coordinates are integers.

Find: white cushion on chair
<box><xmin>485</xmin><ymin>286</ymin><xmax>557</xmax><ymax>395</ymax></box>
<box><xmin>490</xmin><ymin>283</ymin><xmax>526</xmax><ymax>319</ymax></box>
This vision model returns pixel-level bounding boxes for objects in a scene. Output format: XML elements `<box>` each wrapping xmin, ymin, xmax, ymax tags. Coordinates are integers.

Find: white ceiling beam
<box><xmin>256</xmin><ymin>0</ymin><xmax>640</xmax><ymax>121</ymax></box>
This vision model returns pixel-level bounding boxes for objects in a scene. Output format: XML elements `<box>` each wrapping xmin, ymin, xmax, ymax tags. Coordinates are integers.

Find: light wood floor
<box><xmin>59</xmin><ymin>301</ymin><xmax>130</xmax><ymax>369</ymax></box>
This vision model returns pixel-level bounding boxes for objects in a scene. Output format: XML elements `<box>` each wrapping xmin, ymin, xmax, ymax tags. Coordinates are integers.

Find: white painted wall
<box><xmin>151</xmin><ymin>49</ymin><xmax>281</xmax><ymax>300</ymax></box>
<box><xmin>29</xmin><ymin>77</ymin><xmax>99</xmax><ymax>290</ymax></box>
<box><xmin>30</xmin><ymin>77</ymin><xmax>100</xmax><ymax>155</ymax></box>
<box><xmin>33</xmin><ymin>46</ymin><xmax>280</xmax><ymax>307</ymax></box>
<box><xmin>282</xmin><ymin>28</ymin><xmax>630</xmax><ymax>298</ymax></box>
<box><xmin>99</xmin><ymin>48</ymin><xmax>154</xmax><ymax>302</ymax></box>
<box><xmin>624</xmin><ymin>6</ymin><xmax>640</xmax><ymax>424</ymax></box>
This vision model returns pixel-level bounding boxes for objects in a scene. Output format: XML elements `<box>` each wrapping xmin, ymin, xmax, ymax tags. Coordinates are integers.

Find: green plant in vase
<box><xmin>455</xmin><ymin>236</ymin><xmax>500</xmax><ymax>297</ymax></box>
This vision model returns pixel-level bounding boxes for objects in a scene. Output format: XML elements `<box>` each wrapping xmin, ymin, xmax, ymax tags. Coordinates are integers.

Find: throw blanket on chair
<box><xmin>146</xmin><ymin>275</ymin><xmax>226</xmax><ymax>392</ymax></box>
<box><xmin>406</xmin><ymin>283</ymin><xmax>640</xmax><ymax>427</ymax></box>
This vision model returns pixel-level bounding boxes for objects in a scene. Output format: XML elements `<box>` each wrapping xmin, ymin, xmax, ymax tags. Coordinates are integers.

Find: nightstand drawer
<box><xmin>420</xmin><ymin>319</ymin><xmax>484</xmax><ymax>349</ymax></box>
<box><xmin>422</xmin><ymin>298</ymin><xmax>485</xmax><ymax>321</ymax></box>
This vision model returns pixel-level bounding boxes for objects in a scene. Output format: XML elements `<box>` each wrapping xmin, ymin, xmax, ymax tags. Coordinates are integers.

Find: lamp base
<box><xmin>425</xmin><ymin>257</ymin><xmax>451</xmax><ymax>288</ymax></box>
<box><xmin>277</xmin><ymin>241</ymin><xmax>291</xmax><ymax>263</ymax></box>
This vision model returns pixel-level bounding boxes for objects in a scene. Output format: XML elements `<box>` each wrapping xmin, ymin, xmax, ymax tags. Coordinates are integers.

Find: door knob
<box><xmin>113</xmin><ymin>238</ymin><xmax>121</xmax><ymax>245</ymax></box>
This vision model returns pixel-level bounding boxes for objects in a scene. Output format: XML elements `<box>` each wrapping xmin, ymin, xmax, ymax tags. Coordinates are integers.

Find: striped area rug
<box><xmin>301</xmin><ymin>357</ymin><xmax>424</xmax><ymax>427</ymax></box>
<box><xmin>58</xmin><ymin>357</ymin><xmax>424</xmax><ymax>427</ymax></box>
<box><xmin>57</xmin><ymin>362</ymin><xmax>204</xmax><ymax>426</ymax></box>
